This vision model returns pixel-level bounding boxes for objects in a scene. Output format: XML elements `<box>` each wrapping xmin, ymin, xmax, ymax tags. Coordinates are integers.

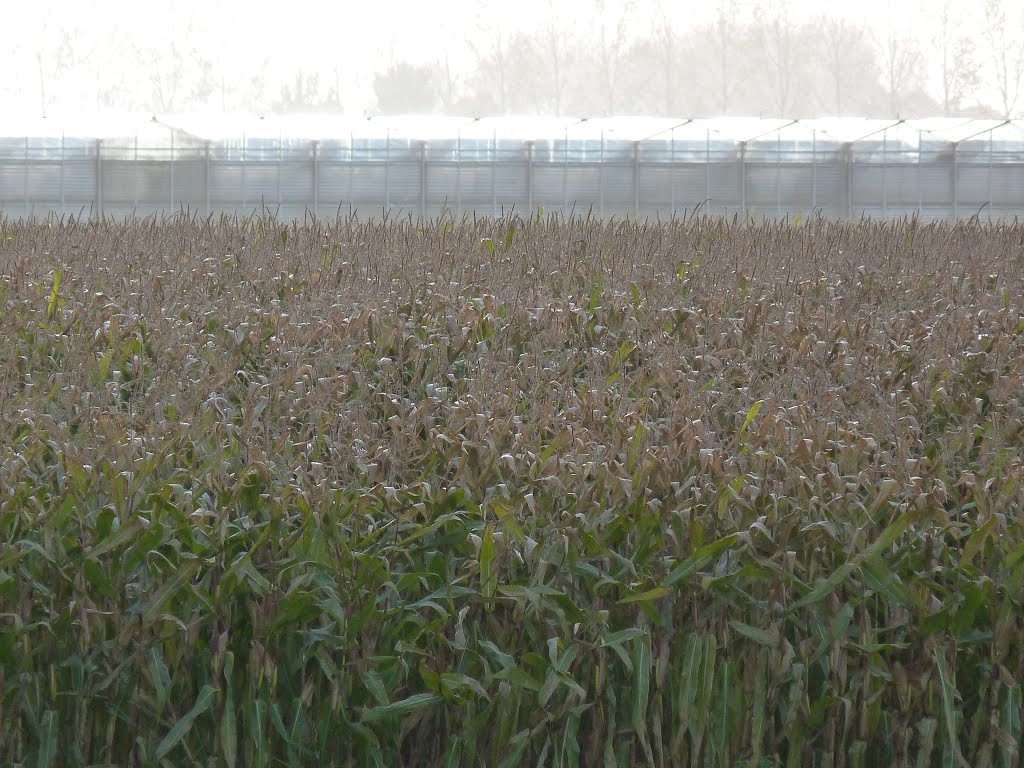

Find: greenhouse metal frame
<box><xmin>2</xmin><ymin>114</ymin><xmax>1023</xmax><ymax>221</ymax></box>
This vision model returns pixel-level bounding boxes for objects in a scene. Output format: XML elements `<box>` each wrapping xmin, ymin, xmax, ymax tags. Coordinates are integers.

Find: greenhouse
<box><xmin>1</xmin><ymin>113</ymin><xmax>1022</xmax><ymax>220</ymax></box>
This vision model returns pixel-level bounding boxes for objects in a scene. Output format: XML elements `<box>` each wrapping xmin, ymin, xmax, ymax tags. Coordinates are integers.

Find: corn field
<box><xmin>0</xmin><ymin>211</ymin><xmax>1022</xmax><ymax>767</ymax></box>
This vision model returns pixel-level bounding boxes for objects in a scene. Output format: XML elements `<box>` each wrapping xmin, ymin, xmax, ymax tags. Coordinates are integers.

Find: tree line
<box><xmin>16</xmin><ymin>0</ymin><xmax>1024</xmax><ymax>119</ymax></box>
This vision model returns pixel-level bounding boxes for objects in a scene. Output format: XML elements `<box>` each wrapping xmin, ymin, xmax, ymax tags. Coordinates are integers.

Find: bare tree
<box><xmin>436</xmin><ymin>54</ymin><xmax>461</xmax><ymax>114</ymax></box>
<box><xmin>817</xmin><ymin>17</ymin><xmax>871</xmax><ymax>115</ymax></box>
<box><xmin>588</xmin><ymin>0</ymin><xmax>634</xmax><ymax>114</ymax></box>
<box><xmin>647</xmin><ymin>0</ymin><xmax>680</xmax><ymax>115</ymax></box>
<box><xmin>712</xmin><ymin>0</ymin><xmax>742</xmax><ymax>114</ymax></box>
<box><xmin>461</xmin><ymin>28</ymin><xmax>546</xmax><ymax>115</ymax></box>
<box><xmin>274</xmin><ymin>70</ymin><xmax>332</xmax><ymax>112</ymax></box>
<box><xmin>373</xmin><ymin>61</ymin><xmax>439</xmax><ymax>114</ymax></box>
<box><xmin>932</xmin><ymin>0</ymin><xmax>979</xmax><ymax>115</ymax></box>
<box><xmin>124</xmin><ymin>12</ymin><xmax>218</xmax><ymax>113</ymax></box>
<box><xmin>982</xmin><ymin>0</ymin><xmax>1024</xmax><ymax>117</ymax></box>
<box><xmin>325</xmin><ymin>64</ymin><xmax>345</xmax><ymax>112</ymax></box>
<box><xmin>27</xmin><ymin>19</ymin><xmax>75</xmax><ymax>116</ymax></box>
<box><xmin>465</xmin><ymin>0</ymin><xmax>514</xmax><ymax>113</ymax></box>
<box><xmin>540</xmin><ymin>0</ymin><xmax>573</xmax><ymax>115</ymax></box>
<box><xmin>876</xmin><ymin>29</ymin><xmax>924</xmax><ymax>116</ymax></box>
<box><xmin>153</xmin><ymin>42</ymin><xmax>213</xmax><ymax>111</ymax></box>
<box><xmin>753</xmin><ymin>0</ymin><xmax>798</xmax><ymax>115</ymax></box>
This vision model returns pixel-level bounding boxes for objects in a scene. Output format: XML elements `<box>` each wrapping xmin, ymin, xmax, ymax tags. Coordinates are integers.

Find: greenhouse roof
<box><xmin>959</xmin><ymin>120</ymin><xmax>1024</xmax><ymax>145</ymax></box>
<box><xmin>162</xmin><ymin>113</ymin><xmax>364</xmax><ymax>140</ymax></box>
<box><xmin>0</xmin><ymin>113</ymin><xmax>181</xmax><ymax>140</ymax></box>
<box><xmin>3</xmin><ymin>114</ymin><xmax>1024</xmax><ymax>153</ymax></box>
<box><xmin>564</xmin><ymin>117</ymin><xmax>689</xmax><ymax>141</ymax></box>
<box><xmin>671</xmin><ymin>118</ymin><xmax>792</xmax><ymax>142</ymax></box>
<box><xmin>452</xmin><ymin>116</ymin><xmax>584</xmax><ymax>139</ymax></box>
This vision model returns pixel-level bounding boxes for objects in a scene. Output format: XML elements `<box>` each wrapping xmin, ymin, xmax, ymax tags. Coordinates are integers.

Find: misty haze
<box><xmin>9</xmin><ymin>0</ymin><xmax>1024</xmax><ymax>118</ymax></box>
<box><xmin>6</xmin><ymin>2</ymin><xmax>1024</xmax><ymax>767</ymax></box>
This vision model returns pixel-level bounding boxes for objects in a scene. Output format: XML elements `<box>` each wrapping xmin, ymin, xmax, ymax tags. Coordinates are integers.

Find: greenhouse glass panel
<box><xmin>4</xmin><ymin>114</ymin><xmax>1024</xmax><ymax>220</ymax></box>
<box><xmin>958</xmin><ymin>122</ymin><xmax>1024</xmax><ymax>163</ymax></box>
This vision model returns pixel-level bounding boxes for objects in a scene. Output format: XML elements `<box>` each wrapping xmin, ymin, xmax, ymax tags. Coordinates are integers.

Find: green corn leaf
<box><xmin>142</xmin><ymin>559</ymin><xmax>202</xmax><ymax>624</ymax></box>
<box><xmin>222</xmin><ymin>652</ymin><xmax>237</xmax><ymax>768</ymax></box>
<box><xmin>665</xmin><ymin>535</ymin><xmax>738</xmax><ymax>587</ymax></box>
<box><xmin>791</xmin><ymin>510</ymin><xmax>917</xmax><ymax>612</ymax></box>
<box><xmin>714</xmin><ymin>661</ymin><xmax>734</xmax><ymax>768</ymax></box>
<box><xmin>46</xmin><ymin>269</ymin><xmax>62</xmax><ymax>321</ymax></box>
<box><xmin>441</xmin><ymin>735</ymin><xmax>462</xmax><ymax>768</ymax></box>
<box><xmin>37</xmin><ymin>710</ymin><xmax>58</xmax><ymax>768</ymax></box>
<box><xmin>999</xmin><ymin>682</ymin><xmax>1021</xmax><ymax>768</ymax></box>
<box><xmin>560</xmin><ymin>702</ymin><xmax>590</xmax><ymax>768</ymax></box>
<box><xmin>600</xmin><ymin>628</ymin><xmax>649</xmax><ymax>649</ymax></box>
<box><xmin>689</xmin><ymin>635</ymin><xmax>717</xmax><ymax>766</ymax></box>
<box><xmin>86</xmin><ymin>516</ymin><xmax>147</xmax><ymax>560</ymax></box>
<box><xmin>493</xmin><ymin>665</ymin><xmax>543</xmax><ymax>691</ymax></box>
<box><xmin>361</xmin><ymin>692</ymin><xmax>440</xmax><ymax>723</ymax></box>
<box><xmin>502</xmin><ymin>225</ymin><xmax>516</xmax><ymax>252</ymax></box>
<box><xmin>440</xmin><ymin>673</ymin><xmax>490</xmax><ymax>700</ymax></box>
<box><xmin>934</xmin><ymin>647</ymin><xmax>969</xmax><ymax>768</ymax></box>
<box><xmin>363</xmin><ymin>670</ymin><xmax>389</xmax><ymax>706</ymax></box>
<box><xmin>480</xmin><ymin>522</ymin><xmax>497</xmax><ymax>603</ymax></box>
<box><xmin>750</xmin><ymin>650</ymin><xmax>768</xmax><ymax>768</ymax></box>
<box><xmin>730</xmin><ymin>620</ymin><xmax>780</xmax><ymax>648</ymax></box>
<box><xmin>632</xmin><ymin>633</ymin><xmax>655</xmax><ymax>767</ymax></box>
<box><xmin>740</xmin><ymin>400</ymin><xmax>763</xmax><ymax>435</ymax></box>
<box><xmin>496</xmin><ymin>728</ymin><xmax>530</xmax><ymax>768</ymax></box>
<box><xmin>155</xmin><ymin>684</ymin><xmax>218</xmax><ymax>759</ymax></box>
<box><xmin>915</xmin><ymin>718</ymin><xmax>938</xmax><ymax>768</ymax></box>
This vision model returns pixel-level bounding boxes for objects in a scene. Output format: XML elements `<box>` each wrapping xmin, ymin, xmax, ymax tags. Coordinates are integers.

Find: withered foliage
<box><xmin>1</xmin><ymin>212</ymin><xmax>1022</xmax><ymax>766</ymax></box>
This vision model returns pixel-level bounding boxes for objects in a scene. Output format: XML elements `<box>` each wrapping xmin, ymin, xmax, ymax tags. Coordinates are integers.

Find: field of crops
<box><xmin>1</xmin><ymin>212</ymin><xmax>1023</xmax><ymax>767</ymax></box>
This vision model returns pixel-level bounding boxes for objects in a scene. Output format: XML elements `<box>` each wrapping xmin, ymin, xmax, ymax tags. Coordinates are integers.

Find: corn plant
<box><xmin>0</xmin><ymin>211</ymin><xmax>1022</xmax><ymax>766</ymax></box>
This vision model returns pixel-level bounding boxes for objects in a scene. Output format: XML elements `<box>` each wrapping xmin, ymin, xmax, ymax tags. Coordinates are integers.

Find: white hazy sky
<box><xmin>6</xmin><ymin>0</ymin><xmax>1002</xmax><ymax>115</ymax></box>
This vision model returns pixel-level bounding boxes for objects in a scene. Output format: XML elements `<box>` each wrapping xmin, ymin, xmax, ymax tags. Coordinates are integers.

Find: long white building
<box><xmin>1</xmin><ymin>114</ymin><xmax>1022</xmax><ymax>221</ymax></box>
